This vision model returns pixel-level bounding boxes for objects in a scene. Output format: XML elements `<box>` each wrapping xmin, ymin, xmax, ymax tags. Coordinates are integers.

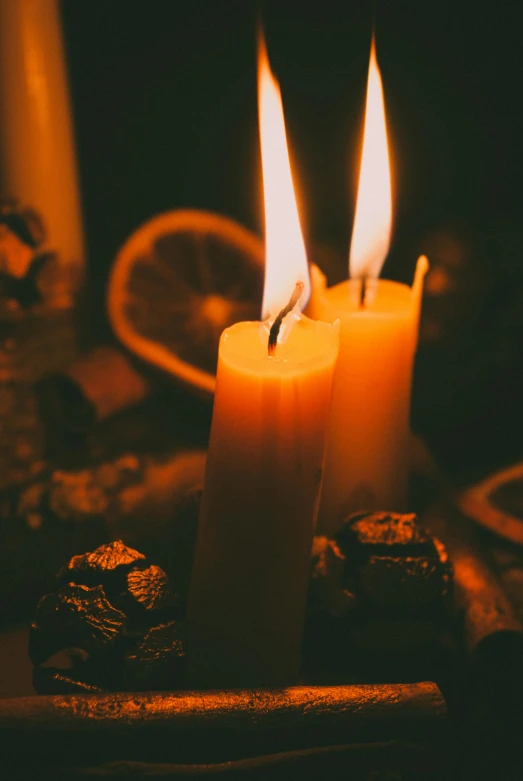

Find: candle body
<box><xmin>188</xmin><ymin>316</ymin><xmax>338</xmax><ymax>688</ymax></box>
<box><xmin>0</xmin><ymin>0</ymin><xmax>84</xmax><ymax>300</ymax></box>
<box><xmin>308</xmin><ymin>269</ymin><xmax>422</xmax><ymax>535</ymax></box>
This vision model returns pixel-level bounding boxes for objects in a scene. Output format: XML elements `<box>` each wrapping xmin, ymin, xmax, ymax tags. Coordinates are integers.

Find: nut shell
<box><xmin>29</xmin><ymin>583</ymin><xmax>126</xmax><ymax>666</ymax></box>
<box><xmin>30</xmin><ymin>541</ymin><xmax>184</xmax><ymax>694</ymax></box>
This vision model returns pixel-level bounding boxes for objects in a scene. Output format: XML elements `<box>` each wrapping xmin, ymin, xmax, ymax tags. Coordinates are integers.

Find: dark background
<box><xmin>60</xmin><ymin>0</ymin><xmax>523</xmax><ymax>475</ymax></box>
<box><xmin>61</xmin><ymin>0</ymin><xmax>523</xmax><ymax>278</ymax></box>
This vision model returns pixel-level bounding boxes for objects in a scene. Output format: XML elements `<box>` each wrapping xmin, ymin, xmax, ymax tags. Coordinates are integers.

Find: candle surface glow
<box><xmin>188</xmin><ymin>315</ymin><xmax>338</xmax><ymax>687</ymax></box>
<box><xmin>309</xmin><ymin>266</ymin><xmax>426</xmax><ymax>534</ymax></box>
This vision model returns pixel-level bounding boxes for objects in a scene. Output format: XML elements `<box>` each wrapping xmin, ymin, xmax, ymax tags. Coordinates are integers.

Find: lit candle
<box><xmin>187</xmin><ymin>34</ymin><xmax>339</xmax><ymax>688</ymax></box>
<box><xmin>0</xmin><ymin>0</ymin><xmax>85</xmax><ymax>301</ymax></box>
<box><xmin>308</xmin><ymin>39</ymin><xmax>428</xmax><ymax>535</ymax></box>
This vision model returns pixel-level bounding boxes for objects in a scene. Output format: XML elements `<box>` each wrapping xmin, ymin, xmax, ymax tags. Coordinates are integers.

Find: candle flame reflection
<box><xmin>258</xmin><ymin>29</ymin><xmax>310</xmax><ymax>321</ymax></box>
<box><xmin>349</xmin><ymin>37</ymin><xmax>392</xmax><ymax>280</ymax></box>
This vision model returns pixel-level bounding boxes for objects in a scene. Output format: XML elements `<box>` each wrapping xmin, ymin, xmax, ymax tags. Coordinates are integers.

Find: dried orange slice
<box><xmin>107</xmin><ymin>210</ymin><xmax>264</xmax><ymax>395</ymax></box>
<box><xmin>459</xmin><ymin>463</ymin><xmax>523</xmax><ymax>545</ymax></box>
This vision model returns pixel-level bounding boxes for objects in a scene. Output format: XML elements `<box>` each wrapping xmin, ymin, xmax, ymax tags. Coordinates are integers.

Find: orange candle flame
<box><xmin>258</xmin><ymin>29</ymin><xmax>310</xmax><ymax>321</ymax></box>
<box><xmin>349</xmin><ymin>37</ymin><xmax>392</xmax><ymax>280</ymax></box>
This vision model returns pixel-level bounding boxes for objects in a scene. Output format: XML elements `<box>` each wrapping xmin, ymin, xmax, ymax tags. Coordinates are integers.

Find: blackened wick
<box><xmin>268</xmin><ymin>281</ymin><xmax>305</xmax><ymax>356</ymax></box>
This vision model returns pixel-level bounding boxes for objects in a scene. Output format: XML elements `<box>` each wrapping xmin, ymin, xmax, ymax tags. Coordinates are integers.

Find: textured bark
<box><xmin>0</xmin><ymin>682</ymin><xmax>446</xmax><ymax>765</ymax></box>
<box><xmin>424</xmin><ymin>500</ymin><xmax>523</xmax><ymax>666</ymax></box>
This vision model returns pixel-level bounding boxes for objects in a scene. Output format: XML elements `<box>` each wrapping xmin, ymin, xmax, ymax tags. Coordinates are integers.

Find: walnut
<box><xmin>29</xmin><ymin>540</ymin><xmax>184</xmax><ymax>693</ymax></box>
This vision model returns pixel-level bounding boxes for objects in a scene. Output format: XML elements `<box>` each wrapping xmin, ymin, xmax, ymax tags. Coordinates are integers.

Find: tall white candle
<box><xmin>188</xmin><ymin>315</ymin><xmax>338</xmax><ymax>688</ymax></box>
<box><xmin>0</xmin><ymin>0</ymin><xmax>84</xmax><ymax>301</ymax></box>
<box><xmin>187</xmin><ymin>32</ymin><xmax>339</xmax><ymax>688</ymax></box>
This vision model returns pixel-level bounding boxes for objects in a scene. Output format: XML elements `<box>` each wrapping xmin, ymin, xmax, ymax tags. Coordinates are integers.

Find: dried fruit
<box><xmin>30</xmin><ymin>541</ymin><xmax>184</xmax><ymax>694</ymax></box>
<box><xmin>308</xmin><ymin>536</ymin><xmax>356</xmax><ymax>618</ymax></box>
<box><xmin>64</xmin><ymin>539</ymin><xmax>145</xmax><ymax>575</ymax></box>
<box><xmin>337</xmin><ymin>511</ymin><xmax>431</xmax><ymax>553</ymax></box>
<box><xmin>127</xmin><ymin>565</ymin><xmax>178</xmax><ymax>613</ymax></box>
<box><xmin>124</xmin><ymin>621</ymin><xmax>185</xmax><ymax>690</ymax></box>
<box><xmin>336</xmin><ymin>511</ymin><xmax>452</xmax><ymax>612</ymax></box>
<box><xmin>29</xmin><ymin>583</ymin><xmax>126</xmax><ymax>666</ymax></box>
<box><xmin>107</xmin><ymin>209</ymin><xmax>264</xmax><ymax>395</ymax></box>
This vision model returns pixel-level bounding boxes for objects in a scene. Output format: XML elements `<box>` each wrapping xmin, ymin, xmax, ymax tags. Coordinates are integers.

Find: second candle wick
<box><xmin>268</xmin><ymin>281</ymin><xmax>305</xmax><ymax>356</ymax></box>
<box><xmin>359</xmin><ymin>275</ymin><xmax>367</xmax><ymax>308</ymax></box>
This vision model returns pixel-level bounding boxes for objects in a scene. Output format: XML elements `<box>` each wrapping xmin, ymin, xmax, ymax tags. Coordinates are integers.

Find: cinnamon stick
<box><xmin>0</xmin><ymin>683</ymin><xmax>446</xmax><ymax>764</ymax></box>
<box><xmin>424</xmin><ymin>500</ymin><xmax>523</xmax><ymax>667</ymax></box>
<box><xmin>12</xmin><ymin>742</ymin><xmax>437</xmax><ymax>779</ymax></box>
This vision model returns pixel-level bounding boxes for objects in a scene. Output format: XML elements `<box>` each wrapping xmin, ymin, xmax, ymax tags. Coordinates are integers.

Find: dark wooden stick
<box><xmin>0</xmin><ymin>683</ymin><xmax>446</xmax><ymax>764</ymax></box>
<box><xmin>424</xmin><ymin>500</ymin><xmax>523</xmax><ymax>666</ymax></box>
<box><xmin>49</xmin><ymin>742</ymin><xmax>437</xmax><ymax>779</ymax></box>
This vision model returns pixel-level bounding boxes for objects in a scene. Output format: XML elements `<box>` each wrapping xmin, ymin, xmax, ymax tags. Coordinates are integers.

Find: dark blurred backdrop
<box><xmin>60</xmin><ymin>0</ymin><xmax>523</xmax><ymax>475</ymax></box>
<box><xmin>61</xmin><ymin>0</ymin><xmax>523</xmax><ymax>279</ymax></box>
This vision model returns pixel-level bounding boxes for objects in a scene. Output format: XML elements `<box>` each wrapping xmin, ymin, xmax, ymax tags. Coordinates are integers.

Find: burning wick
<box><xmin>268</xmin><ymin>281</ymin><xmax>305</xmax><ymax>356</ymax></box>
<box><xmin>359</xmin><ymin>275</ymin><xmax>367</xmax><ymax>308</ymax></box>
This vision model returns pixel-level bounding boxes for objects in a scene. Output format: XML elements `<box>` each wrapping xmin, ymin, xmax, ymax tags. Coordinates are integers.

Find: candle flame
<box><xmin>349</xmin><ymin>37</ymin><xmax>392</xmax><ymax>280</ymax></box>
<box><xmin>258</xmin><ymin>30</ymin><xmax>310</xmax><ymax>320</ymax></box>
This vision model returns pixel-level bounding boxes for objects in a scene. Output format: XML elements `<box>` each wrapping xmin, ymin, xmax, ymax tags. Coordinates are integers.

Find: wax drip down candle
<box><xmin>307</xmin><ymin>38</ymin><xmax>428</xmax><ymax>536</ymax></box>
<box><xmin>187</xmin><ymin>32</ymin><xmax>339</xmax><ymax>689</ymax></box>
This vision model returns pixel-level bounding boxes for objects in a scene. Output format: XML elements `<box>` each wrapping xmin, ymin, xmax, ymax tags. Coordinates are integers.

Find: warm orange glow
<box><xmin>258</xmin><ymin>30</ymin><xmax>310</xmax><ymax>321</ymax></box>
<box><xmin>349</xmin><ymin>38</ymin><xmax>392</xmax><ymax>280</ymax></box>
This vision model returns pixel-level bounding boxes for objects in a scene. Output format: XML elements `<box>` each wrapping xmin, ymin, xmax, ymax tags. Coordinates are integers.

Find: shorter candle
<box><xmin>187</xmin><ymin>31</ymin><xmax>339</xmax><ymax>688</ymax></box>
<box><xmin>308</xmin><ymin>38</ymin><xmax>428</xmax><ymax>535</ymax></box>
<box><xmin>309</xmin><ymin>261</ymin><xmax>427</xmax><ymax>535</ymax></box>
